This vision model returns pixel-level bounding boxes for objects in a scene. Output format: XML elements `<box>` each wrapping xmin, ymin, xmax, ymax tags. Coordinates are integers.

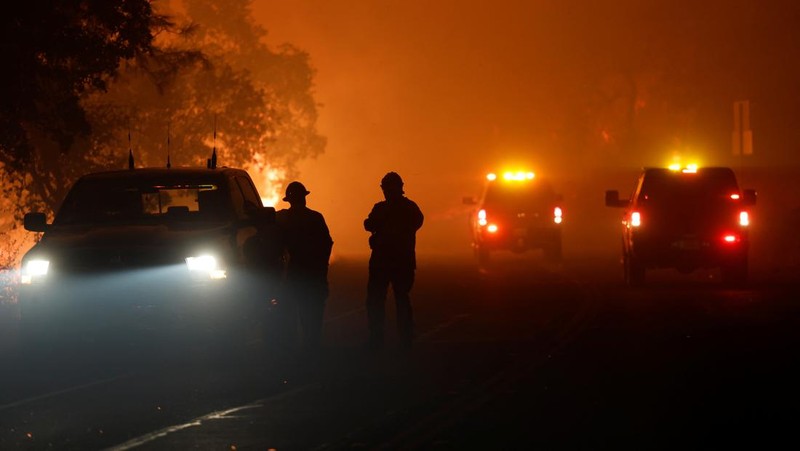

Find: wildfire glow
<box><xmin>247</xmin><ymin>156</ymin><xmax>285</xmax><ymax>207</ymax></box>
<box><xmin>260</xmin><ymin>166</ymin><xmax>285</xmax><ymax>207</ymax></box>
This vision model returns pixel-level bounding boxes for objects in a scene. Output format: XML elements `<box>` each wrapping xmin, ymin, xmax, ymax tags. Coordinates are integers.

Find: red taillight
<box><xmin>554</xmin><ymin>206</ymin><xmax>563</xmax><ymax>224</ymax></box>
<box><xmin>723</xmin><ymin>234</ymin><xmax>740</xmax><ymax>243</ymax></box>
<box><xmin>630</xmin><ymin>211</ymin><xmax>641</xmax><ymax>227</ymax></box>
<box><xmin>739</xmin><ymin>211</ymin><xmax>749</xmax><ymax>227</ymax></box>
<box><xmin>487</xmin><ymin>224</ymin><xmax>499</xmax><ymax>233</ymax></box>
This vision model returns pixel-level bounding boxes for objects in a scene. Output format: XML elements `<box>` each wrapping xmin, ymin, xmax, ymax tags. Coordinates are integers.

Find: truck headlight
<box><xmin>185</xmin><ymin>255</ymin><xmax>226</xmax><ymax>280</ymax></box>
<box><xmin>21</xmin><ymin>259</ymin><xmax>50</xmax><ymax>284</ymax></box>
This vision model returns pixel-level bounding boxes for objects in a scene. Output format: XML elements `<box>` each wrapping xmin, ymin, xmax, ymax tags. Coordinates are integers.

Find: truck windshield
<box><xmin>54</xmin><ymin>181</ymin><xmax>232</xmax><ymax>226</ymax></box>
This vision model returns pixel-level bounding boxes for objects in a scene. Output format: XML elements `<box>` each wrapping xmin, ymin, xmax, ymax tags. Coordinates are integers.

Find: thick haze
<box><xmin>252</xmin><ymin>0</ymin><xmax>800</xmax><ymax>258</ymax></box>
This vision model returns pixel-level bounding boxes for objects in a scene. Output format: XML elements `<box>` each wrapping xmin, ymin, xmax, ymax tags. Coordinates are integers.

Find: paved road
<box><xmin>1</xmin><ymin>253</ymin><xmax>799</xmax><ymax>449</ymax></box>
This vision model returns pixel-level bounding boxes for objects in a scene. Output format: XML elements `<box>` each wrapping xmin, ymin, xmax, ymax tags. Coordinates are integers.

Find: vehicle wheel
<box><xmin>624</xmin><ymin>254</ymin><xmax>645</xmax><ymax>286</ymax></box>
<box><xmin>544</xmin><ymin>241</ymin><xmax>562</xmax><ymax>263</ymax></box>
<box><xmin>721</xmin><ymin>258</ymin><xmax>748</xmax><ymax>287</ymax></box>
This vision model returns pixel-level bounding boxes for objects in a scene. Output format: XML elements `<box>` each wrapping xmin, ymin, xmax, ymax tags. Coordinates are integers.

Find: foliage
<box><xmin>80</xmin><ymin>0</ymin><xmax>325</xmax><ymax>205</ymax></box>
<box><xmin>0</xmin><ymin>0</ymin><xmax>158</xmax><ymax>167</ymax></box>
<box><xmin>1</xmin><ymin>0</ymin><xmax>325</xmax><ymax>266</ymax></box>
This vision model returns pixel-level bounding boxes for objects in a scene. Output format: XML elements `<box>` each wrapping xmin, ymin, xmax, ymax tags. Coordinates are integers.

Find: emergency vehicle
<box><xmin>605</xmin><ymin>165</ymin><xmax>756</xmax><ymax>286</ymax></box>
<box><xmin>465</xmin><ymin>170</ymin><xmax>564</xmax><ymax>265</ymax></box>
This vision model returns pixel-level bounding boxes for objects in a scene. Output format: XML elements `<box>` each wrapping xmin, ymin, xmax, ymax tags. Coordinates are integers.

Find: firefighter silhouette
<box><xmin>364</xmin><ymin>172</ymin><xmax>424</xmax><ymax>349</ymax></box>
<box><xmin>275</xmin><ymin>181</ymin><xmax>333</xmax><ymax>357</ymax></box>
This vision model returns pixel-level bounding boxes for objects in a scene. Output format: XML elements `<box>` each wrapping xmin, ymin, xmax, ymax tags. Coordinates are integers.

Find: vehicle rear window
<box><xmin>484</xmin><ymin>180</ymin><xmax>556</xmax><ymax>211</ymax></box>
<box><xmin>639</xmin><ymin>168</ymin><xmax>740</xmax><ymax>205</ymax></box>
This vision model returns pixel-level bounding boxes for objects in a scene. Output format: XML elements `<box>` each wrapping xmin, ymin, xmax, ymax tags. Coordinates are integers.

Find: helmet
<box><xmin>380</xmin><ymin>172</ymin><xmax>404</xmax><ymax>189</ymax></box>
<box><xmin>283</xmin><ymin>181</ymin><xmax>310</xmax><ymax>201</ymax></box>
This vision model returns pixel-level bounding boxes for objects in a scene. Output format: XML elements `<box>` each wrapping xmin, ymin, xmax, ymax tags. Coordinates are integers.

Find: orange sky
<box><xmin>250</xmin><ymin>0</ymin><xmax>800</xmax><ymax>258</ymax></box>
<box><xmin>252</xmin><ymin>1</ymin><xmax>565</xmax><ymax>256</ymax></box>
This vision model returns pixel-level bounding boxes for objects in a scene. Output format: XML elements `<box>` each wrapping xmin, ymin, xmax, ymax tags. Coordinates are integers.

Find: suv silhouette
<box><xmin>466</xmin><ymin>171</ymin><xmax>563</xmax><ymax>265</ymax></box>
<box><xmin>606</xmin><ymin>166</ymin><xmax>756</xmax><ymax>286</ymax></box>
<box><xmin>18</xmin><ymin>166</ymin><xmax>280</xmax><ymax>339</ymax></box>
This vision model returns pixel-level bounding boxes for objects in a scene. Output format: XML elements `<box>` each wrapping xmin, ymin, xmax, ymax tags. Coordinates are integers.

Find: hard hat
<box><xmin>283</xmin><ymin>181</ymin><xmax>310</xmax><ymax>201</ymax></box>
<box><xmin>381</xmin><ymin>172</ymin><xmax>404</xmax><ymax>188</ymax></box>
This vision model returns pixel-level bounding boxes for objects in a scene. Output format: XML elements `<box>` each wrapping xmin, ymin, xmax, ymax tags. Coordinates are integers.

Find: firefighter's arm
<box><xmin>364</xmin><ymin>203</ymin><xmax>385</xmax><ymax>233</ymax></box>
<box><xmin>411</xmin><ymin>202</ymin><xmax>424</xmax><ymax>231</ymax></box>
<box><xmin>318</xmin><ymin>215</ymin><xmax>334</xmax><ymax>262</ymax></box>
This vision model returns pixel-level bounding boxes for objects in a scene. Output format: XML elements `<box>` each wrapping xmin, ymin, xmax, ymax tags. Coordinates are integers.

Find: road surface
<box><xmin>1</xmin><ymin>253</ymin><xmax>798</xmax><ymax>449</ymax></box>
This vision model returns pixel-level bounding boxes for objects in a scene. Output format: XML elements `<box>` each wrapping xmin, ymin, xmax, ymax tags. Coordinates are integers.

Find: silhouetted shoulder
<box><xmin>404</xmin><ymin>197</ymin><xmax>422</xmax><ymax>210</ymax></box>
<box><xmin>405</xmin><ymin>198</ymin><xmax>424</xmax><ymax>228</ymax></box>
<box><xmin>309</xmin><ymin>209</ymin><xmax>327</xmax><ymax>220</ymax></box>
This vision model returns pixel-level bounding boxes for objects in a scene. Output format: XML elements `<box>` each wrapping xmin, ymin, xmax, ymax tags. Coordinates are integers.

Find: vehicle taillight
<box><xmin>630</xmin><ymin>211</ymin><xmax>641</xmax><ymax>227</ymax></box>
<box><xmin>478</xmin><ymin>209</ymin><xmax>487</xmax><ymax>226</ymax></box>
<box><xmin>554</xmin><ymin>206</ymin><xmax>563</xmax><ymax>224</ymax></box>
<box><xmin>487</xmin><ymin>224</ymin><xmax>499</xmax><ymax>233</ymax></box>
<box><xmin>723</xmin><ymin>234</ymin><xmax>740</xmax><ymax>243</ymax></box>
<box><xmin>739</xmin><ymin>211</ymin><xmax>749</xmax><ymax>227</ymax></box>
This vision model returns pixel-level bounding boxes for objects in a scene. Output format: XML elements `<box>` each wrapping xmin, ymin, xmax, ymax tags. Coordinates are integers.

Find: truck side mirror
<box><xmin>24</xmin><ymin>212</ymin><xmax>48</xmax><ymax>232</ymax></box>
<box><xmin>252</xmin><ymin>206</ymin><xmax>276</xmax><ymax>225</ymax></box>
<box><xmin>605</xmin><ymin>190</ymin><xmax>627</xmax><ymax>208</ymax></box>
<box><xmin>742</xmin><ymin>189</ymin><xmax>757</xmax><ymax>206</ymax></box>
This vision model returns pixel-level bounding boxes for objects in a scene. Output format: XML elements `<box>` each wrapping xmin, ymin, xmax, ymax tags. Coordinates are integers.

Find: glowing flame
<box><xmin>246</xmin><ymin>157</ymin><xmax>285</xmax><ymax>207</ymax></box>
<box><xmin>259</xmin><ymin>166</ymin><xmax>285</xmax><ymax>207</ymax></box>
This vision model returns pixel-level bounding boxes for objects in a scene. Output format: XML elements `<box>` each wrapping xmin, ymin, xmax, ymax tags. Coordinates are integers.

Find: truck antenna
<box><xmin>208</xmin><ymin>115</ymin><xmax>218</xmax><ymax>169</ymax></box>
<box><xmin>128</xmin><ymin>127</ymin><xmax>134</xmax><ymax>170</ymax></box>
<box><xmin>166</xmin><ymin>122</ymin><xmax>172</xmax><ymax>169</ymax></box>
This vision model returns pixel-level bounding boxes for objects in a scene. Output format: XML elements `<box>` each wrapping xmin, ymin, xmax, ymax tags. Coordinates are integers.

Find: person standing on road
<box><xmin>276</xmin><ymin>181</ymin><xmax>333</xmax><ymax>358</ymax></box>
<box><xmin>241</xmin><ymin>202</ymin><xmax>284</xmax><ymax>351</ymax></box>
<box><xmin>364</xmin><ymin>172</ymin><xmax>424</xmax><ymax>349</ymax></box>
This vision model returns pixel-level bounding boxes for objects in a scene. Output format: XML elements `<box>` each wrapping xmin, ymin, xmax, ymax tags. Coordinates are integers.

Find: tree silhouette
<box><xmin>0</xmin><ymin>0</ymin><xmax>325</xmax><ymax>266</ymax></box>
<box><xmin>0</xmin><ymin>0</ymin><xmax>158</xmax><ymax>166</ymax></box>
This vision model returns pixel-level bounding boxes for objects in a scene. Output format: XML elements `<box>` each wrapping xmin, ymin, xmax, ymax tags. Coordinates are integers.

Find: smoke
<box><xmin>253</xmin><ymin>0</ymin><xmax>800</xmax><ymax>263</ymax></box>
